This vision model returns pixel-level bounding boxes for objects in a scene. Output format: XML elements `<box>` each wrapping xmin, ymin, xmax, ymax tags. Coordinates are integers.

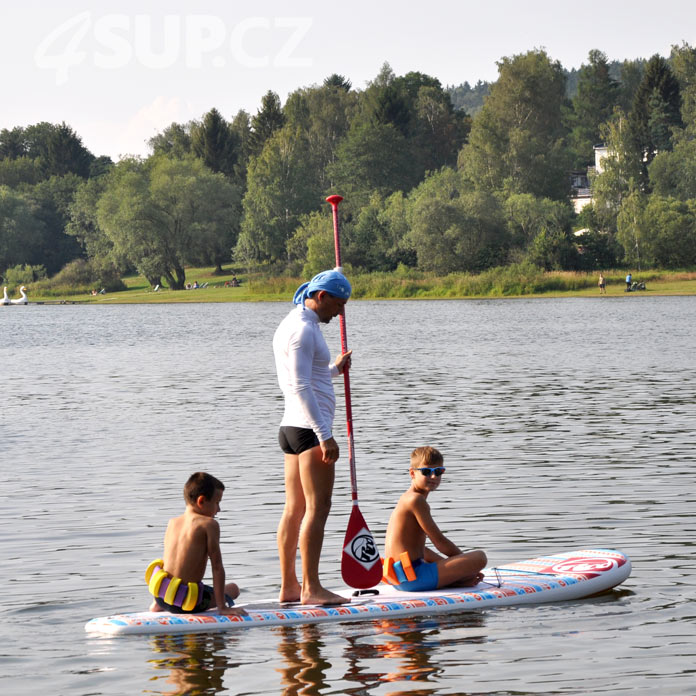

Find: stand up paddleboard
<box><xmin>85</xmin><ymin>549</ymin><xmax>630</xmax><ymax>637</ymax></box>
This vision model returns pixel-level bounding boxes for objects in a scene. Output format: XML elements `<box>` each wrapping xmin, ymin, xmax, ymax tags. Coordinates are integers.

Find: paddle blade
<box><xmin>341</xmin><ymin>505</ymin><xmax>383</xmax><ymax>589</ymax></box>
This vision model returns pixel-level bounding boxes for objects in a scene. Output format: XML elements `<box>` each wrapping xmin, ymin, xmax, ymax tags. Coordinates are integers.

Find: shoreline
<box><xmin>17</xmin><ymin>269</ymin><xmax>696</xmax><ymax>305</ymax></box>
<box><xmin>25</xmin><ymin>286</ymin><xmax>696</xmax><ymax>305</ymax></box>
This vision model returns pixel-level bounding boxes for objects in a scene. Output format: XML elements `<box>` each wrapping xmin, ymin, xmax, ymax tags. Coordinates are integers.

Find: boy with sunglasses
<box><xmin>384</xmin><ymin>446</ymin><xmax>487</xmax><ymax>592</ymax></box>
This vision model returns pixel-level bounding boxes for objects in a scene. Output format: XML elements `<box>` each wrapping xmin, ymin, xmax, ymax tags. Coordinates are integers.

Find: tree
<box><xmin>0</xmin><ymin>186</ymin><xmax>46</xmax><ymax>275</ymax></box>
<box><xmin>26</xmin><ymin>174</ymin><xmax>84</xmax><ymax>273</ymax></box>
<box><xmin>447</xmin><ymin>80</ymin><xmax>491</xmax><ymax>116</ymax></box>
<box><xmin>616</xmin><ymin>186</ymin><xmax>648</xmax><ymax>268</ymax></box>
<box><xmin>327</xmin><ymin>122</ymin><xmax>414</xmax><ymax>210</ymax></box>
<box><xmin>526</xmin><ymin>227</ymin><xmax>578</xmax><ymax>270</ymax></box>
<box><xmin>89</xmin><ymin>156</ymin><xmax>114</xmax><ymax>178</ymax></box>
<box><xmin>248</xmin><ymin>91</ymin><xmax>286</xmax><ymax>158</ymax></box>
<box><xmin>411</xmin><ymin>85</ymin><xmax>470</xmax><ymax>173</ymax></box>
<box><xmin>344</xmin><ymin>192</ymin><xmax>409</xmax><ymax>272</ymax></box>
<box><xmin>236</xmin><ymin>126</ymin><xmax>317</xmax><ymax>264</ymax></box>
<box><xmin>229</xmin><ymin>109</ymin><xmax>252</xmax><ymax>188</ymax></box>
<box><xmin>44</xmin><ymin>123</ymin><xmax>94</xmax><ymax>178</ymax></box>
<box><xmin>504</xmin><ymin>193</ymin><xmax>573</xmax><ymax>250</ymax></box>
<box><xmin>97</xmin><ymin>156</ymin><xmax>240</xmax><ymax>288</ymax></box>
<box><xmin>323</xmin><ymin>74</ymin><xmax>352</xmax><ymax>91</ymax></box>
<box><xmin>616</xmin><ymin>59</ymin><xmax>645</xmax><ymax>114</ymax></box>
<box><xmin>649</xmin><ymin>137</ymin><xmax>696</xmax><ymax>199</ymax></box>
<box><xmin>1</xmin><ymin>122</ymin><xmax>95</xmax><ymax>180</ymax></box>
<box><xmin>22</xmin><ymin>122</ymin><xmax>55</xmax><ymax>162</ymax></box>
<box><xmin>627</xmin><ymin>55</ymin><xmax>682</xmax><ymax>187</ymax></box>
<box><xmin>0</xmin><ymin>127</ymin><xmax>27</xmax><ymax>159</ymax></box>
<box><xmin>287</xmin><ymin>210</ymin><xmax>335</xmax><ymax>276</ymax></box>
<box><xmin>406</xmin><ymin>168</ymin><xmax>507</xmax><ymax>272</ymax></box>
<box><xmin>191</xmin><ymin>108</ymin><xmax>238</xmax><ymax>179</ymax></box>
<box><xmin>565</xmin><ymin>50</ymin><xmax>619</xmax><ymax>166</ymax></box>
<box><xmin>370</xmin><ymin>83</ymin><xmax>411</xmax><ymax>135</ymax></box>
<box><xmin>66</xmin><ymin>176</ymin><xmax>115</xmax><ymax>263</ymax></box>
<box><xmin>284</xmin><ymin>83</ymin><xmax>357</xmax><ymax>190</ymax></box>
<box><xmin>148</xmin><ymin>122</ymin><xmax>193</xmax><ymax>157</ymax></box>
<box><xmin>646</xmin><ymin>197</ymin><xmax>696</xmax><ymax>267</ymax></box>
<box><xmin>590</xmin><ymin>108</ymin><xmax>641</xmax><ymax>233</ymax></box>
<box><xmin>0</xmin><ymin>157</ymin><xmax>43</xmax><ymax>187</ymax></box>
<box><xmin>572</xmin><ymin>205</ymin><xmax>621</xmax><ymax>269</ymax></box>
<box><xmin>458</xmin><ymin>49</ymin><xmax>571</xmax><ymax>200</ymax></box>
<box><xmin>670</xmin><ymin>42</ymin><xmax>696</xmax><ymax>129</ymax></box>
<box><xmin>619</xmin><ymin>194</ymin><xmax>696</xmax><ymax>268</ymax></box>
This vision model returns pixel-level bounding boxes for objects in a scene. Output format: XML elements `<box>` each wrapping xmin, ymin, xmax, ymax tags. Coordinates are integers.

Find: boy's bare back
<box><xmin>162</xmin><ymin>509</ymin><xmax>219</xmax><ymax>583</ymax></box>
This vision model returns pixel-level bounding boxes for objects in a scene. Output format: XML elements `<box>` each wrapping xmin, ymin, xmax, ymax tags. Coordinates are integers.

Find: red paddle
<box><xmin>326</xmin><ymin>194</ymin><xmax>383</xmax><ymax>589</ymax></box>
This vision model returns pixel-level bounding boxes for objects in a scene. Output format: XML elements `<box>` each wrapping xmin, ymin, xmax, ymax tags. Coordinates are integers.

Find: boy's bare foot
<box><xmin>301</xmin><ymin>587</ymin><xmax>350</xmax><ymax>606</ymax></box>
<box><xmin>459</xmin><ymin>572</ymin><xmax>485</xmax><ymax>587</ymax></box>
<box><xmin>149</xmin><ymin>601</ymin><xmax>164</xmax><ymax>612</ymax></box>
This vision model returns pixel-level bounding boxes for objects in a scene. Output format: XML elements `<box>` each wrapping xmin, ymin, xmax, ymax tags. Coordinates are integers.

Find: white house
<box><xmin>570</xmin><ymin>144</ymin><xmax>610</xmax><ymax>213</ymax></box>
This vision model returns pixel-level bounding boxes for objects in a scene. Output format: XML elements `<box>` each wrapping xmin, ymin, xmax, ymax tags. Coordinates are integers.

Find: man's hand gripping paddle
<box><xmin>326</xmin><ymin>194</ymin><xmax>383</xmax><ymax>589</ymax></box>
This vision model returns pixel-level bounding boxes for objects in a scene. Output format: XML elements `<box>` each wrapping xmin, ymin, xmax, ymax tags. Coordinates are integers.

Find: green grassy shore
<box><xmin>23</xmin><ymin>267</ymin><xmax>696</xmax><ymax>304</ymax></box>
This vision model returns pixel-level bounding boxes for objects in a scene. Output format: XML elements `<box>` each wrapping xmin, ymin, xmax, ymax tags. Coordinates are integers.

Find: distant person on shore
<box><xmin>384</xmin><ymin>446</ymin><xmax>487</xmax><ymax>592</ymax></box>
<box><xmin>598</xmin><ymin>273</ymin><xmax>606</xmax><ymax>294</ymax></box>
<box><xmin>626</xmin><ymin>273</ymin><xmax>632</xmax><ymax>291</ymax></box>
<box><xmin>273</xmin><ymin>269</ymin><xmax>353</xmax><ymax>606</ymax></box>
<box><xmin>147</xmin><ymin>472</ymin><xmax>243</xmax><ymax>616</ymax></box>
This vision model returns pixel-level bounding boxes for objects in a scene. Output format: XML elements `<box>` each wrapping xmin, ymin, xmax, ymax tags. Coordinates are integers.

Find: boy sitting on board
<box><xmin>384</xmin><ymin>446</ymin><xmax>487</xmax><ymax>591</ymax></box>
<box><xmin>147</xmin><ymin>472</ymin><xmax>243</xmax><ymax>615</ymax></box>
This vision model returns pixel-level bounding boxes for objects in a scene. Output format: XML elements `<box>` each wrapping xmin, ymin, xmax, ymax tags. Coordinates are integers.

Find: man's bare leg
<box><xmin>277</xmin><ymin>453</ymin><xmax>305</xmax><ymax>602</ymax></box>
<box><xmin>298</xmin><ymin>446</ymin><xmax>349</xmax><ymax>605</ymax></box>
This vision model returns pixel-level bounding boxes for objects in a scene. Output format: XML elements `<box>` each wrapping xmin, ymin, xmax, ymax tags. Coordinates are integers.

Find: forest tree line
<box><xmin>2</xmin><ymin>44</ymin><xmax>696</xmax><ymax>291</ymax></box>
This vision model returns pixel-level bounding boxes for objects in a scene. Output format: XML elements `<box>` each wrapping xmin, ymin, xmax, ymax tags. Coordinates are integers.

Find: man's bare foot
<box><xmin>149</xmin><ymin>601</ymin><xmax>164</xmax><ymax>612</ymax></box>
<box><xmin>301</xmin><ymin>587</ymin><xmax>350</xmax><ymax>606</ymax></box>
<box><xmin>279</xmin><ymin>581</ymin><xmax>302</xmax><ymax>603</ymax></box>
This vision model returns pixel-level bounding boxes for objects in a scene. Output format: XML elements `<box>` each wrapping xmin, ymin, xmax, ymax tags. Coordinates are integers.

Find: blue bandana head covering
<box><xmin>293</xmin><ymin>269</ymin><xmax>352</xmax><ymax>306</ymax></box>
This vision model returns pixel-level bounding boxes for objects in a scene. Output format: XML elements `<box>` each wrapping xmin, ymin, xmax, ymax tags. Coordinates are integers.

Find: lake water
<box><xmin>1</xmin><ymin>296</ymin><xmax>694</xmax><ymax>695</ymax></box>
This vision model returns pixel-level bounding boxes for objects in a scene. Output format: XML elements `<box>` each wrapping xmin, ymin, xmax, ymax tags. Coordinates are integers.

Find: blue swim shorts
<box><xmin>393</xmin><ymin>558</ymin><xmax>439</xmax><ymax>592</ymax></box>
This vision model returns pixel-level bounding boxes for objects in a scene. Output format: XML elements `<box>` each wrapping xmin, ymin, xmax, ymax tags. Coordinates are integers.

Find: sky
<box><xmin>2</xmin><ymin>0</ymin><xmax>695</xmax><ymax>161</ymax></box>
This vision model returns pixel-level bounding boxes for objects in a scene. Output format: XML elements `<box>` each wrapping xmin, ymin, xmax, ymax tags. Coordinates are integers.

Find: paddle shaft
<box><xmin>327</xmin><ymin>195</ymin><xmax>358</xmax><ymax>502</ymax></box>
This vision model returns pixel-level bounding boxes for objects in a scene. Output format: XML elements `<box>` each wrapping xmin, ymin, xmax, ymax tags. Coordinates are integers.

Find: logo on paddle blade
<box><xmin>343</xmin><ymin>527</ymin><xmax>380</xmax><ymax>570</ymax></box>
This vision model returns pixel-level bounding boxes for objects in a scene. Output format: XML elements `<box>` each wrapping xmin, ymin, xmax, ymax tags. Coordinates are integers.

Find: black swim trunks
<box><xmin>155</xmin><ymin>585</ymin><xmax>235</xmax><ymax>614</ymax></box>
<box><xmin>155</xmin><ymin>584</ymin><xmax>213</xmax><ymax>614</ymax></box>
<box><xmin>278</xmin><ymin>426</ymin><xmax>320</xmax><ymax>455</ymax></box>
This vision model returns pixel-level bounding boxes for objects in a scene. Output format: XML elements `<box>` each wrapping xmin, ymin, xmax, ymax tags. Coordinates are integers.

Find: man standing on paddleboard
<box><xmin>273</xmin><ymin>270</ymin><xmax>353</xmax><ymax>606</ymax></box>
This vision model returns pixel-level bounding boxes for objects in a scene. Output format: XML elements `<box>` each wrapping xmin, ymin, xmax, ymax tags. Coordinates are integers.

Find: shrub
<box><xmin>28</xmin><ymin>259</ymin><xmax>126</xmax><ymax>296</ymax></box>
<box><xmin>2</xmin><ymin>264</ymin><xmax>46</xmax><ymax>288</ymax></box>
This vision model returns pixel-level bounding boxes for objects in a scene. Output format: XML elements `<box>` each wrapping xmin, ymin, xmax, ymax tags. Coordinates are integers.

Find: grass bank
<box><xmin>23</xmin><ymin>265</ymin><xmax>696</xmax><ymax>304</ymax></box>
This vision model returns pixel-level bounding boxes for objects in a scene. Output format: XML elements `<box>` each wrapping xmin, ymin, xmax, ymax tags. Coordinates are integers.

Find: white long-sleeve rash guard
<box><xmin>273</xmin><ymin>305</ymin><xmax>339</xmax><ymax>442</ymax></box>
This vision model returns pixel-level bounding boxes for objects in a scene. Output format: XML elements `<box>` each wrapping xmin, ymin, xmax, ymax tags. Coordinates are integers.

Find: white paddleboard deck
<box><xmin>85</xmin><ymin>548</ymin><xmax>631</xmax><ymax>636</ymax></box>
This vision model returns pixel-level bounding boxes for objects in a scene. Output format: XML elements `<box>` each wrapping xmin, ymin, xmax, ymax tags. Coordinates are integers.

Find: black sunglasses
<box><xmin>415</xmin><ymin>467</ymin><xmax>446</xmax><ymax>477</ymax></box>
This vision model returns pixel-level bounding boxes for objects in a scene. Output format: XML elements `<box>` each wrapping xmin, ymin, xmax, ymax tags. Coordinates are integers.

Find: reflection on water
<box><xmin>271</xmin><ymin>613</ymin><xmax>488</xmax><ymax>696</ymax></box>
<box><xmin>276</xmin><ymin>625</ymin><xmax>331</xmax><ymax>696</ymax></box>
<box><xmin>1</xmin><ymin>298</ymin><xmax>695</xmax><ymax>695</ymax></box>
<box><xmin>148</xmin><ymin>633</ymin><xmax>238</xmax><ymax>696</ymax></box>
